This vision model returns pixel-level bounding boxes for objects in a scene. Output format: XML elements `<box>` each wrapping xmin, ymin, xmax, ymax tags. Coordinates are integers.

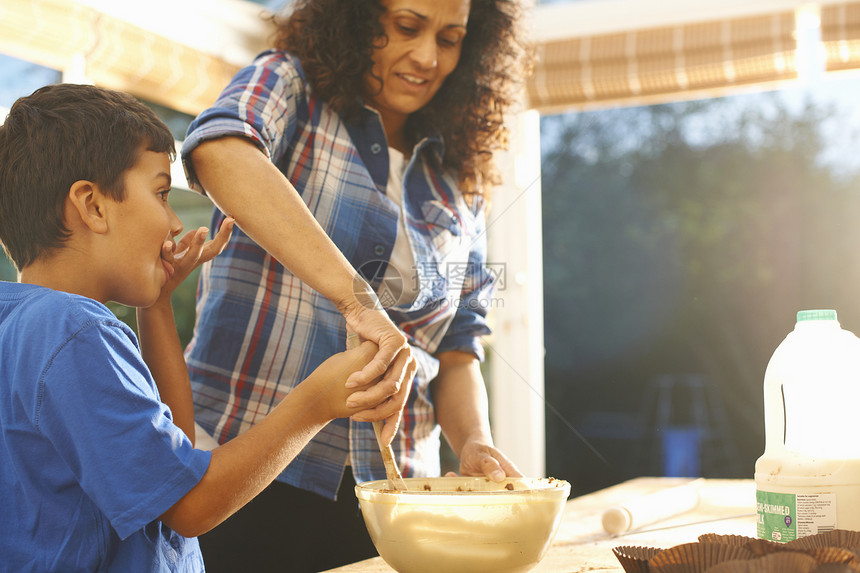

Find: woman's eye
<box><xmin>397</xmin><ymin>23</ymin><xmax>417</xmax><ymax>35</ymax></box>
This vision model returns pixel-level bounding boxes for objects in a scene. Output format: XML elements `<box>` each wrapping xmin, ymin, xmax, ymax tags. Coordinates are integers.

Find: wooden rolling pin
<box><xmin>346</xmin><ymin>332</ymin><xmax>407</xmax><ymax>491</ymax></box>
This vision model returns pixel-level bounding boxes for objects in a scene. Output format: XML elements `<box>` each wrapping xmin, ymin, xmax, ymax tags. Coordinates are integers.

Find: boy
<box><xmin>0</xmin><ymin>84</ymin><xmax>386</xmax><ymax>572</ymax></box>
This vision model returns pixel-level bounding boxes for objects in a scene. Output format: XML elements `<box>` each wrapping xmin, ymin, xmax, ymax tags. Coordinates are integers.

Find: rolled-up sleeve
<box><xmin>180</xmin><ymin>50</ymin><xmax>305</xmax><ymax>193</ymax></box>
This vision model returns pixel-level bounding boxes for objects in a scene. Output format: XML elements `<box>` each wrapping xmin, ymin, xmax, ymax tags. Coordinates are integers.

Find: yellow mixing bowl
<box><xmin>355</xmin><ymin>476</ymin><xmax>570</xmax><ymax>573</ymax></box>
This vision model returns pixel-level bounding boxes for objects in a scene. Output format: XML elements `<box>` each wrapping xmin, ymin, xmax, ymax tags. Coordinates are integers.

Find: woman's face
<box><xmin>365</xmin><ymin>0</ymin><xmax>470</xmax><ymax>132</ymax></box>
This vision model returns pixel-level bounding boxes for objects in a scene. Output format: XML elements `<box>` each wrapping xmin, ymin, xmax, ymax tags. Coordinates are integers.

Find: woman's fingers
<box><xmin>344</xmin><ymin>309</ymin><xmax>414</xmax><ymax>389</ymax></box>
<box><xmin>458</xmin><ymin>442</ymin><xmax>524</xmax><ymax>482</ymax></box>
<box><xmin>348</xmin><ymin>353</ymin><xmax>416</xmax><ymax>445</ymax></box>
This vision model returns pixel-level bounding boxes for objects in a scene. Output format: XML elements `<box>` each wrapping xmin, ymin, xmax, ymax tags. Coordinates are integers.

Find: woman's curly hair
<box><xmin>272</xmin><ymin>0</ymin><xmax>530</xmax><ymax>199</ymax></box>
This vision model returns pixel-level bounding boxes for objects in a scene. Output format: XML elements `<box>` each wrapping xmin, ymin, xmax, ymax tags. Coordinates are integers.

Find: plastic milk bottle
<box><xmin>755</xmin><ymin>310</ymin><xmax>860</xmax><ymax>541</ymax></box>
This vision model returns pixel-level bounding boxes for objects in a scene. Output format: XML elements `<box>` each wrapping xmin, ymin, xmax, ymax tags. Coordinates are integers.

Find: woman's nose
<box><xmin>411</xmin><ymin>34</ymin><xmax>438</xmax><ymax>70</ymax></box>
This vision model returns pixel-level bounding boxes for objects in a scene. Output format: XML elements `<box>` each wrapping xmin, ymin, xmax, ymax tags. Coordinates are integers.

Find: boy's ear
<box><xmin>67</xmin><ymin>180</ymin><xmax>109</xmax><ymax>234</ymax></box>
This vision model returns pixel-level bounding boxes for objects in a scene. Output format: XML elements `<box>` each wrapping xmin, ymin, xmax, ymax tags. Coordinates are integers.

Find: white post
<box><xmin>487</xmin><ymin>108</ymin><xmax>546</xmax><ymax>478</ymax></box>
<box><xmin>62</xmin><ymin>53</ymin><xmax>91</xmax><ymax>85</ymax></box>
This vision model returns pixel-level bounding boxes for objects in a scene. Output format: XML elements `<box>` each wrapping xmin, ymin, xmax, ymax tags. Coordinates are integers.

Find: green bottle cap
<box><xmin>797</xmin><ymin>309</ymin><xmax>838</xmax><ymax>322</ymax></box>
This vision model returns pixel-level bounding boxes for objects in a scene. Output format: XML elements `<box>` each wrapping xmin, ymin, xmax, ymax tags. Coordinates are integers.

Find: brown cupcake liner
<box><xmin>757</xmin><ymin>551</ymin><xmax>818</xmax><ymax>573</ymax></box>
<box><xmin>701</xmin><ymin>558</ymin><xmax>758</xmax><ymax>573</ymax></box>
<box><xmin>649</xmin><ymin>542</ymin><xmax>754</xmax><ymax>572</ymax></box>
<box><xmin>613</xmin><ymin>545</ymin><xmax>662</xmax><ymax>573</ymax></box>
<box><xmin>804</xmin><ymin>547</ymin><xmax>860</xmax><ymax>565</ymax></box>
<box><xmin>612</xmin><ymin>530</ymin><xmax>860</xmax><ymax>573</ymax></box>
<box><xmin>759</xmin><ymin>551</ymin><xmax>820</xmax><ymax>573</ymax></box>
<box><xmin>652</xmin><ymin>565</ymin><xmax>708</xmax><ymax>573</ymax></box>
<box><xmin>790</xmin><ymin>531</ymin><xmax>860</xmax><ymax>552</ymax></box>
<box><xmin>705</xmin><ymin>551</ymin><xmax>817</xmax><ymax>573</ymax></box>
<box><xmin>812</xmin><ymin>564</ymin><xmax>860</xmax><ymax>573</ymax></box>
<box><xmin>745</xmin><ymin>537</ymin><xmax>791</xmax><ymax>556</ymax></box>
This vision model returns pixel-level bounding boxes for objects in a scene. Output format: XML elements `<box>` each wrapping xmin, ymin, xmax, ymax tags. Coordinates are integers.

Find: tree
<box><xmin>541</xmin><ymin>93</ymin><xmax>860</xmax><ymax>493</ymax></box>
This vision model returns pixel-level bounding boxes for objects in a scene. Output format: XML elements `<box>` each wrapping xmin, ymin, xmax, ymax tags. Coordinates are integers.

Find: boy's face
<box><xmin>104</xmin><ymin>150</ymin><xmax>182</xmax><ymax>308</ymax></box>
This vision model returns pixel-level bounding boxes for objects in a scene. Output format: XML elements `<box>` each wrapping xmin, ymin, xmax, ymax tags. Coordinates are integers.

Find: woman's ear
<box><xmin>67</xmin><ymin>180</ymin><xmax>109</xmax><ymax>234</ymax></box>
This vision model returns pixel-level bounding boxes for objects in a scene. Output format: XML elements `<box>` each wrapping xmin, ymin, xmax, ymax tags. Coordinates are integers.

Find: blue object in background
<box><xmin>662</xmin><ymin>426</ymin><xmax>701</xmax><ymax>477</ymax></box>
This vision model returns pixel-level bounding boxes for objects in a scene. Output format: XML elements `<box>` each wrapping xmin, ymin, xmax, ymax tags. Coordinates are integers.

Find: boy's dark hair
<box><xmin>0</xmin><ymin>83</ymin><xmax>175</xmax><ymax>270</ymax></box>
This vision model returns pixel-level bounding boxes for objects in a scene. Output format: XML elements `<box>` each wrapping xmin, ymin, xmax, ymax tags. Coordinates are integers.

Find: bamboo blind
<box><xmin>0</xmin><ymin>1</ymin><xmax>825</xmax><ymax>116</ymax></box>
<box><xmin>527</xmin><ymin>11</ymin><xmax>799</xmax><ymax>113</ymax></box>
<box><xmin>0</xmin><ymin>0</ymin><xmax>241</xmax><ymax>115</ymax></box>
<box><xmin>821</xmin><ymin>2</ymin><xmax>860</xmax><ymax>73</ymax></box>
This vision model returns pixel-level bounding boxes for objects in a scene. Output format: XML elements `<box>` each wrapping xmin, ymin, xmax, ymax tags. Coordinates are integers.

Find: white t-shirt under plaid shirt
<box><xmin>181</xmin><ymin>51</ymin><xmax>496</xmax><ymax>499</ymax></box>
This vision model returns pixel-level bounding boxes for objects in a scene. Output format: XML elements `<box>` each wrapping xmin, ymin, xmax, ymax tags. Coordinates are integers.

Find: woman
<box><xmin>181</xmin><ymin>0</ymin><xmax>529</xmax><ymax>570</ymax></box>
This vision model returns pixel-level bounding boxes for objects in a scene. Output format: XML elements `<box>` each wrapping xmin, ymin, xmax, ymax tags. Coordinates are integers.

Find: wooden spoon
<box><xmin>346</xmin><ymin>332</ymin><xmax>407</xmax><ymax>491</ymax></box>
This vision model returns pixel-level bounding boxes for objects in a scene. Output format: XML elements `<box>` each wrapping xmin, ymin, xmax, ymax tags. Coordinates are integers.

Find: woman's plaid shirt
<box><xmin>181</xmin><ymin>51</ymin><xmax>496</xmax><ymax>499</ymax></box>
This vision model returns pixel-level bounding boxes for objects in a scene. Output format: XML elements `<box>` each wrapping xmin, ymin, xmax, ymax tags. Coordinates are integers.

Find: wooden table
<box><xmin>324</xmin><ymin>477</ymin><xmax>758</xmax><ymax>573</ymax></box>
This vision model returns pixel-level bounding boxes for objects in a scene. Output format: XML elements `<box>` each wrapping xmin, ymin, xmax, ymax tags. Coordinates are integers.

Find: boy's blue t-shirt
<box><xmin>0</xmin><ymin>282</ymin><xmax>211</xmax><ymax>572</ymax></box>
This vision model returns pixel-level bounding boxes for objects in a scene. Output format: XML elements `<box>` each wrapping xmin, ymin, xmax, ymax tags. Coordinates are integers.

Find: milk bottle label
<box><xmin>756</xmin><ymin>490</ymin><xmax>836</xmax><ymax>542</ymax></box>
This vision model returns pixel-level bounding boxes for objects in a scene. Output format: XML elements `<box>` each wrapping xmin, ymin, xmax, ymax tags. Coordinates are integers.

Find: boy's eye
<box><xmin>157</xmin><ymin>190</ymin><xmax>170</xmax><ymax>202</ymax></box>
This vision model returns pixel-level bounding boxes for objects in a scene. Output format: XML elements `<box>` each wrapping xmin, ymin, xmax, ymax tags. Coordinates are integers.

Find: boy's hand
<box><xmin>160</xmin><ymin>217</ymin><xmax>234</xmax><ymax>296</ymax></box>
<box><xmin>346</xmin><ymin>351</ymin><xmax>415</xmax><ymax>444</ymax></box>
<box><xmin>303</xmin><ymin>341</ymin><xmax>386</xmax><ymax>421</ymax></box>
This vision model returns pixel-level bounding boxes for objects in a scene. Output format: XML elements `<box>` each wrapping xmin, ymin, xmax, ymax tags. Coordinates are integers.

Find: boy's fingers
<box><xmin>346</xmin><ymin>349</ymin><xmax>395</xmax><ymax>387</ymax></box>
<box><xmin>177</xmin><ymin>217</ymin><xmax>233</xmax><ymax>268</ymax></box>
<box><xmin>200</xmin><ymin>218</ymin><xmax>234</xmax><ymax>262</ymax></box>
<box><xmin>161</xmin><ymin>241</ymin><xmax>174</xmax><ymax>261</ymax></box>
<box><xmin>356</xmin><ymin>339</ymin><xmax>379</xmax><ymax>360</ymax></box>
<box><xmin>173</xmin><ymin>227</ymin><xmax>201</xmax><ymax>257</ymax></box>
<box><xmin>343</xmin><ymin>340</ymin><xmax>379</xmax><ymax>368</ymax></box>
<box><xmin>346</xmin><ymin>341</ymin><xmax>411</xmax><ymax>388</ymax></box>
<box><xmin>348</xmin><ymin>356</ymin><xmax>415</xmax><ymax>423</ymax></box>
<box><xmin>188</xmin><ymin>228</ymin><xmax>209</xmax><ymax>259</ymax></box>
<box><xmin>170</xmin><ymin>228</ymin><xmax>204</xmax><ymax>264</ymax></box>
<box><xmin>346</xmin><ymin>355</ymin><xmax>411</xmax><ymax>407</ymax></box>
<box><xmin>351</xmin><ymin>348</ymin><xmax>408</xmax><ymax>393</ymax></box>
<box><xmin>345</xmin><ymin>378</ymin><xmax>397</xmax><ymax>409</ymax></box>
<box><xmin>341</xmin><ymin>341</ymin><xmax>381</xmax><ymax>394</ymax></box>
<box><xmin>349</xmin><ymin>398</ymin><xmax>401</xmax><ymax>423</ymax></box>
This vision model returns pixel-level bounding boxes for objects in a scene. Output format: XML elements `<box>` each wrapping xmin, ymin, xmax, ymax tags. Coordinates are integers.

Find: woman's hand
<box><xmin>341</xmin><ymin>278</ymin><xmax>414</xmax><ymax>386</ymax></box>
<box><xmin>340</xmin><ymin>281</ymin><xmax>417</xmax><ymax>445</ymax></box>
<box><xmin>454</xmin><ymin>440</ymin><xmax>523</xmax><ymax>482</ymax></box>
<box><xmin>344</xmin><ymin>294</ymin><xmax>418</xmax><ymax>445</ymax></box>
<box><xmin>430</xmin><ymin>350</ymin><xmax>522</xmax><ymax>481</ymax></box>
<box><xmin>348</xmin><ymin>340</ymin><xmax>417</xmax><ymax>445</ymax></box>
<box><xmin>160</xmin><ymin>217</ymin><xmax>235</xmax><ymax>297</ymax></box>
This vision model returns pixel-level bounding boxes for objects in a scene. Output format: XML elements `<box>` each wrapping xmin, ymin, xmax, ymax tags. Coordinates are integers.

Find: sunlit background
<box><xmin>3</xmin><ymin>0</ymin><xmax>860</xmax><ymax>496</ymax></box>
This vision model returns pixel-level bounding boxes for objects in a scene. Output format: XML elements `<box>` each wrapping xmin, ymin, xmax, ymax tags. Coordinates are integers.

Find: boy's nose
<box><xmin>168</xmin><ymin>207</ymin><xmax>183</xmax><ymax>238</ymax></box>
